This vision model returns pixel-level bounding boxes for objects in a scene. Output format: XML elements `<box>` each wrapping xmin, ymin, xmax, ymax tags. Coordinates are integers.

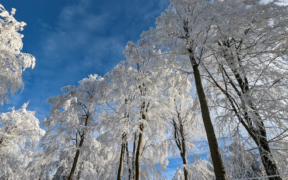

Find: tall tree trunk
<box><xmin>126</xmin><ymin>142</ymin><xmax>132</xmax><ymax>180</ymax></box>
<box><xmin>68</xmin><ymin>143</ymin><xmax>81</xmax><ymax>180</ymax></box>
<box><xmin>132</xmin><ymin>134</ymin><xmax>137</xmax><ymax>180</ymax></box>
<box><xmin>180</xmin><ymin>152</ymin><xmax>188</xmax><ymax>180</ymax></box>
<box><xmin>218</xmin><ymin>42</ymin><xmax>282</xmax><ymax>179</ymax></box>
<box><xmin>237</xmin><ymin>86</ymin><xmax>281</xmax><ymax>180</ymax></box>
<box><xmin>76</xmin><ymin>160</ymin><xmax>85</xmax><ymax>180</ymax></box>
<box><xmin>189</xmin><ymin>55</ymin><xmax>227</xmax><ymax>180</ymax></box>
<box><xmin>135</xmin><ymin>123</ymin><xmax>144</xmax><ymax>180</ymax></box>
<box><xmin>182</xmin><ymin>20</ymin><xmax>227</xmax><ymax>179</ymax></box>
<box><xmin>243</xmin><ymin>97</ymin><xmax>281</xmax><ymax>180</ymax></box>
<box><xmin>204</xmin><ymin>63</ymin><xmax>281</xmax><ymax>180</ymax></box>
<box><xmin>173</xmin><ymin>122</ymin><xmax>189</xmax><ymax>180</ymax></box>
<box><xmin>117</xmin><ymin>133</ymin><xmax>126</xmax><ymax>180</ymax></box>
<box><xmin>68</xmin><ymin>112</ymin><xmax>90</xmax><ymax>180</ymax></box>
<box><xmin>172</xmin><ymin>107</ymin><xmax>189</xmax><ymax>180</ymax></box>
<box><xmin>240</xmin><ymin>81</ymin><xmax>281</xmax><ymax>180</ymax></box>
<box><xmin>179</xmin><ymin>123</ymin><xmax>189</xmax><ymax>180</ymax></box>
<box><xmin>258</xmin><ymin>127</ymin><xmax>281</xmax><ymax>180</ymax></box>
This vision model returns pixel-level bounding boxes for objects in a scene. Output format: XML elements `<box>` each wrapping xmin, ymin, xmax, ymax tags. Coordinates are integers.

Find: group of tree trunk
<box><xmin>47</xmin><ymin>0</ymin><xmax>288</xmax><ymax>179</ymax></box>
<box><xmin>1</xmin><ymin>0</ymin><xmax>288</xmax><ymax>180</ymax></box>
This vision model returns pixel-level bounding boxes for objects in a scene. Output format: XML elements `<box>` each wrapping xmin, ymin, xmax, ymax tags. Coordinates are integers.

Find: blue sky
<box><xmin>1</xmin><ymin>0</ymin><xmax>169</xmax><ymax>119</ymax></box>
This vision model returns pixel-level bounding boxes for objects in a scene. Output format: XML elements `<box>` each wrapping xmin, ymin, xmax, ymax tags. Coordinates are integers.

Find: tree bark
<box><xmin>117</xmin><ymin>133</ymin><xmax>126</xmax><ymax>180</ymax></box>
<box><xmin>135</xmin><ymin>123</ymin><xmax>144</xmax><ymax>180</ymax></box>
<box><xmin>172</xmin><ymin>107</ymin><xmax>189</xmax><ymax>180</ymax></box>
<box><xmin>189</xmin><ymin>55</ymin><xmax>227</xmax><ymax>180</ymax></box>
<box><xmin>132</xmin><ymin>134</ymin><xmax>137</xmax><ymax>180</ymax></box>
<box><xmin>182</xmin><ymin>19</ymin><xmax>227</xmax><ymax>179</ymax></box>
<box><xmin>179</xmin><ymin>123</ymin><xmax>189</xmax><ymax>180</ymax></box>
<box><xmin>76</xmin><ymin>160</ymin><xmax>85</xmax><ymax>180</ymax></box>
<box><xmin>239</xmin><ymin>82</ymin><xmax>281</xmax><ymax>180</ymax></box>
<box><xmin>68</xmin><ymin>112</ymin><xmax>89</xmax><ymax>180</ymax></box>
<box><xmin>126</xmin><ymin>142</ymin><xmax>132</xmax><ymax>180</ymax></box>
<box><xmin>258</xmin><ymin>127</ymin><xmax>281</xmax><ymax>180</ymax></box>
<box><xmin>173</xmin><ymin>122</ymin><xmax>189</xmax><ymax>180</ymax></box>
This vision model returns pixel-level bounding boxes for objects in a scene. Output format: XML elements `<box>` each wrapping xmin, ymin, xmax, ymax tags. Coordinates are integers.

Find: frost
<box><xmin>0</xmin><ymin>103</ymin><xmax>45</xmax><ymax>179</ymax></box>
<box><xmin>0</xmin><ymin>4</ymin><xmax>35</xmax><ymax>105</ymax></box>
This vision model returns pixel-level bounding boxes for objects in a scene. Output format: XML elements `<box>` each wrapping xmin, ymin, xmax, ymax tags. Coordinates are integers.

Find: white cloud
<box><xmin>59</xmin><ymin>0</ymin><xmax>91</xmax><ymax>20</ymax></box>
<box><xmin>40</xmin><ymin>0</ymin><xmax>125</xmax><ymax>74</ymax></box>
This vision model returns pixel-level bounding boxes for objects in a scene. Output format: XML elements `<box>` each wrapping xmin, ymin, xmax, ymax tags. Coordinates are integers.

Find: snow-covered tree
<box><xmin>0</xmin><ymin>102</ymin><xmax>44</xmax><ymax>179</ymax></box>
<box><xmin>157</xmin><ymin>65</ymin><xmax>207</xmax><ymax>180</ymax></box>
<box><xmin>201</xmin><ymin>0</ymin><xmax>288</xmax><ymax>179</ymax></box>
<box><xmin>99</xmin><ymin>40</ymin><xmax>172</xmax><ymax>180</ymax></box>
<box><xmin>3</xmin><ymin>0</ymin><xmax>287</xmax><ymax>179</ymax></box>
<box><xmin>220</xmin><ymin>137</ymin><xmax>262</xmax><ymax>179</ymax></box>
<box><xmin>32</xmin><ymin>75</ymin><xmax>116</xmax><ymax>180</ymax></box>
<box><xmin>173</xmin><ymin>159</ymin><xmax>214</xmax><ymax>180</ymax></box>
<box><xmin>142</xmin><ymin>0</ymin><xmax>228</xmax><ymax>178</ymax></box>
<box><xmin>0</xmin><ymin>4</ymin><xmax>35</xmax><ymax>105</ymax></box>
<box><xmin>142</xmin><ymin>0</ymin><xmax>288</xmax><ymax>179</ymax></box>
<box><xmin>0</xmin><ymin>4</ymin><xmax>42</xmax><ymax>179</ymax></box>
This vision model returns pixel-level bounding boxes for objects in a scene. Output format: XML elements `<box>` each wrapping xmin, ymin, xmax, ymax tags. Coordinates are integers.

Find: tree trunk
<box><xmin>68</xmin><ymin>149</ymin><xmax>81</xmax><ymax>180</ymax></box>
<box><xmin>179</xmin><ymin>123</ymin><xmax>189</xmax><ymax>180</ymax></box>
<box><xmin>182</xmin><ymin>19</ymin><xmax>227</xmax><ymax>179</ymax></box>
<box><xmin>180</xmin><ymin>153</ymin><xmax>189</xmax><ymax>180</ymax></box>
<box><xmin>219</xmin><ymin>43</ymin><xmax>282</xmax><ymax>179</ymax></box>
<box><xmin>68</xmin><ymin>112</ymin><xmax>90</xmax><ymax>180</ymax></box>
<box><xmin>189</xmin><ymin>55</ymin><xmax>227</xmax><ymax>180</ymax></box>
<box><xmin>238</xmin><ymin>91</ymin><xmax>281</xmax><ymax>180</ymax></box>
<box><xmin>132</xmin><ymin>134</ymin><xmax>137</xmax><ymax>180</ymax></box>
<box><xmin>135</xmin><ymin>123</ymin><xmax>144</xmax><ymax>180</ymax></box>
<box><xmin>76</xmin><ymin>161</ymin><xmax>84</xmax><ymax>180</ymax></box>
<box><xmin>244</xmin><ymin>100</ymin><xmax>281</xmax><ymax>180</ymax></box>
<box><xmin>241</xmin><ymin>88</ymin><xmax>281</xmax><ymax>179</ymax></box>
<box><xmin>117</xmin><ymin>133</ymin><xmax>126</xmax><ymax>180</ymax></box>
<box><xmin>244</xmin><ymin>101</ymin><xmax>281</xmax><ymax>180</ymax></box>
<box><xmin>205</xmin><ymin>63</ymin><xmax>281</xmax><ymax>180</ymax></box>
<box><xmin>76</xmin><ymin>170</ymin><xmax>81</xmax><ymax>180</ymax></box>
<box><xmin>52</xmin><ymin>166</ymin><xmax>64</xmax><ymax>180</ymax></box>
<box><xmin>174</xmin><ymin>123</ymin><xmax>189</xmax><ymax>180</ymax></box>
<box><xmin>126</xmin><ymin>142</ymin><xmax>132</xmax><ymax>180</ymax></box>
<box><xmin>172</xmin><ymin>110</ymin><xmax>189</xmax><ymax>180</ymax></box>
<box><xmin>258</xmin><ymin>127</ymin><xmax>281</xmax><ymax>180</ymax></box>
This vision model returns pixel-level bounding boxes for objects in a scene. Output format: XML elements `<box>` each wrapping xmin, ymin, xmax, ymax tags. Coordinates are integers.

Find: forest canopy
<box><xmin>0</xmin><ymin>0</ymin><xmax>288</xmax><ymax>180</ymax></box>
